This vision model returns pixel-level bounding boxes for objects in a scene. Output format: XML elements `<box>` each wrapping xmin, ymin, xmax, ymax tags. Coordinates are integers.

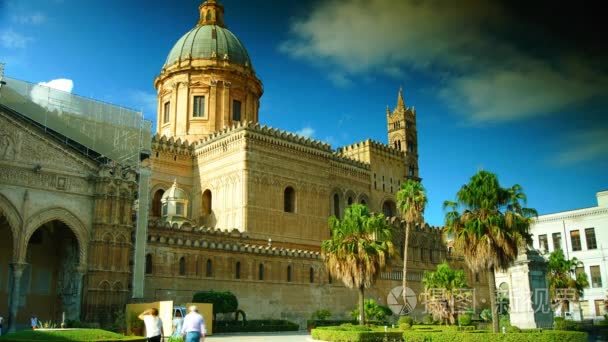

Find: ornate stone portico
<box><xmin>0</xmin><ymin>106</ymin><xmax>138</xmax><ymax>330</ymax></box>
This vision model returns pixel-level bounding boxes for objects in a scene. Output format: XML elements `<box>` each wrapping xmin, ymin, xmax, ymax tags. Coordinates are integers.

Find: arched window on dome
<box><xmin>309</xmin><ymin>267</ymin><xmax>314</xmax><ymax>284</ymax></box>
<box><xmin>284</xmin><ymin>187</ymin><xmax>295</xmax><ymax>213</ymax></box>
<box><xmin>152</xmin><ymin>189</ymin><xmax>164</xmax><ymax>217</ymax></box>
<box><xmin>205</xmin><ymin>11</ymin><xmax>211</xmax><ymax>21</ymax></box>
<box><xmin>202</xmin><ymin>189</ymin><xmax>212</xmax><ymax>215</ymax></box>
<box><xmin>179</xmin><ymin>257</ymin><xmax>186</xmax><ymax>276</ymax></box>
<box><xmin>287</xmin><ymin>265</ymin><xmax>292</xmax><ymax>282</ymax></box>
<box><xmin>258</xmin><ymin>263</ymin><xmax>264</xmax><ymax>281</ymax></box>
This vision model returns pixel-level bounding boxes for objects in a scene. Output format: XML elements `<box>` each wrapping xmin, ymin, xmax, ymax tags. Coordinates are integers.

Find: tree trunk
<box><xmin>487</xmin><ymin>267</ymin><xmax>499</xmax><ymax>333</ymax></box>
<box><xmin>402</xmin><ymin>221</ymin><xmax>411</xmax><ymax>311</ymax></box>
<box><xmin>358</xmin><ymin>285</ymin><xmax>366</xmax><ymax>325</ymax></box>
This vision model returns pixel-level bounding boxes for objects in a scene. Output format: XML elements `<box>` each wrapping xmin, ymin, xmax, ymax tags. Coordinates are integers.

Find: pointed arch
<box><xmin>0</xmin><ymin>193</ymin><xmax>22</xmax><ymax>237</ymax></box>
<box><xmin>22</xmin><ymin>207</ymin><xmax>88</xmax><ymax>267</ymax></box>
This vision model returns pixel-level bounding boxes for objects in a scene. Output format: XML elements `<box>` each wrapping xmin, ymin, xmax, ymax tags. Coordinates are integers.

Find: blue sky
<box><xmin>1</xmin><ymin>0</ymin><xmax>606</xmax><ymax>226</ymax></box>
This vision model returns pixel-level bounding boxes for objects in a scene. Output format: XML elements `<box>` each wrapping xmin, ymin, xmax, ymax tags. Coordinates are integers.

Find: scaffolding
<box><xmin>0</xmin><ymin>76</ymin><xmax>151</xmax><ymax>166</ymax></box>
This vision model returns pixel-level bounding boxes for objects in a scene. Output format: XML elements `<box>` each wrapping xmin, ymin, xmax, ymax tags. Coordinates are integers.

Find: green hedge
<box><xmin>402</xmin><ymin>330</ymin><xmax>588</xmax><ymax>342</ymax></box>
<box><xmin>214</xmin><ymin>319</ymin><xmax>298</xmax><ymax>333</ymax></box>
<box><xmin>312</xmin><ymin>326</ymin><xmax>402</xmax><ymax>342</ymax></box>
<box><xmin>307</xmin><ymin>319</ymin><xmax>358</xmax><ymax>330</ymax></box>
<box><xmin>0</xmin><ymin>329</ymin><xmax>145</xmax><ymax>341</ymax></box>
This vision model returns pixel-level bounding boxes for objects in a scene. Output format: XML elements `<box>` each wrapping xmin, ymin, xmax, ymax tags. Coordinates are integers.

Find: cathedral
<box><xmin>0</xmin><ymin>0</ymin><xmax>489</xmax><ymax>330</ymax></box>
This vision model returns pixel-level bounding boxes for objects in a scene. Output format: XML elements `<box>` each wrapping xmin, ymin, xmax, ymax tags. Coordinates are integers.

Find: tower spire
<box><xmin>396</xmin><ymin>87</ymin><xmax>405</xmax><ymax>110</ymax></box>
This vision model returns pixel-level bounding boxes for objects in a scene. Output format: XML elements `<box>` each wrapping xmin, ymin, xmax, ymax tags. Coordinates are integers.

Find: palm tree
<box><xmin>444</xmin><ymin>171</ymin><xmax>536</xmax><ymax>332</ymax></box>
<box><xmin>547</xmin><ymin>249</ymin><xmax>589</xmax><ymax>316</ymax></box>
<box><xmin>396</xmin><ymin>179</ymin><xmax>427</xmax><ymax>310</ymax></box>
<box><xmin>321</xmin><ymin>204</ymin><xmax>395</xmax><ymax>325</ymax></box>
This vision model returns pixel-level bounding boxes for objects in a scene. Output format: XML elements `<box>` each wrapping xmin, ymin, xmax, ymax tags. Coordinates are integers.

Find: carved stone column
<box><xmin>8</xmin><ymin>262</ymin><xmax>28</xmax><ymax>333</ymax></box>
<box><xmin>71</xmin><ymin>266</ymin><xmax>87</xmax><ymax>321</ymax></box>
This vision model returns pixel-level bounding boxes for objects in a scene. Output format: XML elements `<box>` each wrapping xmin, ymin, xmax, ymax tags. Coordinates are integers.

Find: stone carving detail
<box><xmin>0</xmin><ymin>133</ymin><xmax>20</xmax><ymax>160</ymax></box>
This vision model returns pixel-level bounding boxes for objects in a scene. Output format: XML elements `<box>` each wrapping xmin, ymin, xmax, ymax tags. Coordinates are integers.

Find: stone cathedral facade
<box><xmin>0</xmin><ymin>0</ymin><xmax>489</xmax><ymax>330</ymax></box>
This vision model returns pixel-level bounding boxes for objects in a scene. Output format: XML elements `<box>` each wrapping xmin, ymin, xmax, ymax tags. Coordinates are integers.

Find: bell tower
<box><xmin>387</xmin><ymin>87</ymin><xmax>419</xmax><ymax>179</ymax></box>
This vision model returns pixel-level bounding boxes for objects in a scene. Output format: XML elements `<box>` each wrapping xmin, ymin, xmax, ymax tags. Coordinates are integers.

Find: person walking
<box><xmin>171</xmin><ymin>310</ymin><xmax>184</xmax><ymax>338</ymax></box>
<box><xmin>138</xmin><ymin>308</ymin><xmax>163</xmax><ymax>342</ymax></box>
<box><xmin>30</xmin><ymin>315</ymin><xmax>38</xmax><ymax>330</ymax></box>
<box><xmin>0</xmin><ymin>314</ymin><xmax>4</xmax><ymax>336</ymax></box>
<box><xmin>181</xmin><ymin>305</ymin><xmax>206</xmax><ymax>342</ymax></box>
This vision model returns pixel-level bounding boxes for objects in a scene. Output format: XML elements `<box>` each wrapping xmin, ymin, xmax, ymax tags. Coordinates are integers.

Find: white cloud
<box><xmin>280</xmin><ymin>0</ymin><xmax>608</xmax><ymax>123</ymax></box>
<box><xmin>12</xmin><ymin>13</ymin><xmax>46</xmax><ymax>25</ymax></box>
<box><xmin>0</xmin><ymin>29</ymin><xmax>32</xmax><ymax>48</ymax></box>
<box><xmin>554</xmin><ymin>126</ymin><xmax>608</xmax><ymax>165</ymax></box>
<box><xmin>38</xmin><ymin>79</ymin><xmax>74</xmax><ymax>93</ymax></box>
<box><xmin>296</xmin><ymin>126</ymin><xmax>315</xmax><ymax>138</ymax></box>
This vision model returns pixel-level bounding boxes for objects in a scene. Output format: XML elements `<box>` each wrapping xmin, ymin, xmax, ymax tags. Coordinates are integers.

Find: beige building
<box><xmin>0</xmin><ymin>0</ymin><xmax>490</xmax><ymax>330</ymax></box>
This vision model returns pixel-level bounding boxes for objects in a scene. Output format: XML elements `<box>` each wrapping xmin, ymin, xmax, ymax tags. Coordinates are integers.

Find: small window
<box><xmin>235</xmin><ymin>261</ymin><xmax>241</xmax><ymax>279</ymax></box>
<box><xmin>163</xmin><ymin>102</ymin><xmax>170</xmax><ymax>123</ymax></box>
<box><xmin>552</xmin><ymin>232</ymin><xmax>562</xmax><ymax>251</ymax></box>
<box><xmin>206</xmin><ymin>259</ymin><xmax>213</xmax><ymax>277</ymax></box>
<box><xmin>361</xmin><ymin>199</ymin><xmax>367</xmax><ymax>205</ymax></box>
<box><xmin>407</xmin><ymin>140</ymin><xmax>414</xmax><ymax>153</ymax></box>
<box><xmin>538</xmin><ymin>234</ymin><xmax>548</xmax><ymax>252</ymax></box>
<box><xmin>152</xmin><ymin>189</ymin><xmax>165</xmax><ymax>217</ymax></box>
<box><xmin>585</xmin><ymin>228</ymin><xmax>597</xmax><ymax>250</ymax></box>
<box><xmin>232</xmin><ymin>100</ymin><xmax>242</xmax><ymax>121</ymax></box>
<box><xmin>475</xmin><ymin>273</ymin><xmax>480</xmax><ymax>283</ymax></box>
<box><xmin>284</xmin><ymin>187</ymin><xmax>295</xmax><ymax>213</ymax></box>
<box><xmin>179</xmin><ymin>257</ymin><xmax>186</xmax><ymax>275</ymax></box>
<box><xmin>287</xmin><ymin>265</ymin><xmax>292</xmax><ymax>282</ymax></box>
<box><xmin>176</xmin><ymin>203</ymin><xmax>184</xmax><ymax>217</ymax></box>
<box><xmin>570</xmin><ymin>230</ymin><xmax>582</xmax><ymax>251</ymax></box>
<box><xmin>590</xmin><ymin>266</ymin><xmax>602</xmax><ymax>288</ymax></box>
<box><xmin>193</xmin><ymin>96</ymin><xmax>205</xmax><ymax>117</ymax></box>
<box><xmin>397</xmin><ymin>140</ymin><xmax>402</xmax><ymax>150</ymax></box>
<box><xmin>309</xmin><ymin>267</ymin><xmax>314</xmax><ymax>283</ymax></box>
<box><xmin>347</xmin><ymin>197</ymin><xmax>353</xmax><ymax>206</ymax></box>
<box><xmin>575</xmin><ymin>267</ymin><xmax>587</xmax><ymax>287</ymax></box>
<box><xmin>408</xmin><ymin>166</ymin><xmax>415</xmax><ymax>177</ymax></box>
<box><xmin>161</xmin><ymin>203</ymin><xmax>168</xmax><ymax>216</ymax></box>
<box><xmin>145</xmin><ymin>254</ymin><xmax>153</xmax><ymax>274</ymax></box>
<box><xmin>258</xmin><ymin>263</ymin><xmax>264</xmax><ymax>280</ymax></box>
<box><xmin>202</xmin><ymin>190</ymin><xmax>212</xmax><ymax>215</ymax></box>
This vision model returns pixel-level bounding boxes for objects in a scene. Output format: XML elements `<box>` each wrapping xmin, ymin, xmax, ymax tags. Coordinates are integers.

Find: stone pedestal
<box><xmin>505</xmin><ymin>249</ymin><xmax>553</xmax><ymax>329</ymax></box>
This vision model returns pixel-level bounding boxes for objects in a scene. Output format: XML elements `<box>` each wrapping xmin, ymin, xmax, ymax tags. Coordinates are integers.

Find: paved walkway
<box><xmin>206</xmin><ymin>331</ymin><xmax>312</xmax><ymax>341</ymax></box>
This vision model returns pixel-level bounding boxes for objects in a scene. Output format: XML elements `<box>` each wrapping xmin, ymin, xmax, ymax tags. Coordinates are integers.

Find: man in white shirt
<box><xmin>138</xmin><ymin>308</ymin><xmax>163</xmax><ymax>342</ymax></box>
<box><xmin>181</xmin><ymin>305</ymin><xmax>206</xmax><ymax>342</ymax></box>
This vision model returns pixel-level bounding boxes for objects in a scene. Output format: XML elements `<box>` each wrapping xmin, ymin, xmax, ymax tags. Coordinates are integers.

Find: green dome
<box><xmin>164</xmin><ymin>25</ymin><xmax>252</xmax><ymax>68</ymax></box>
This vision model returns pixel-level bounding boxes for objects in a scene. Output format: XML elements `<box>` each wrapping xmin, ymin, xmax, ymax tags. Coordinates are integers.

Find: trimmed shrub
<box><xmin>350</xmin><ymin>299</ymin><xmax>394</xmax><ymax>322</ymax></box>
<box><xmin>403</xmin><ymin>330</ymin><xmax>588</xmax><ymax>342</ymax></box>
<box><xmin>554</xmin><ymin>317</ymin><xmax>581</xmax><ymax>331</ymax></box>
<box><xmin>311</xmin><ymin>309</ymin><xmax>332</xmax><ymax>320</ymax></box>
<box><xmin>312</xmin><ymin>326</ymin><xmax>403</xmax><ymax>342</ymax></box>
<box><xmin>422</xmin><ymin>314</ymin><xmax>435</xmax><ymax>325</ymax></box>
<box><xmin>213</xmin><ymin>319</ymin><xmax>298</xmax><ymax>333</ymax></box>
<box><xmin>0</xmin><ymin>329</ymin><xmax>145</xmax><ymax>341</ymax></box>
<box><xmin>307</xmin><ymin>320</ymin><xmax>358</xmax><ymax>330</ymax></box>
<box><xmin>192</xmin><ymin>290</ymin><xmax>238</xmax><ymax>317</ymax></box>
<box><xmin>458</xmin><ymin>313</ymin><xmax>472</xmax><ymax>326</ymax></box>
<box><xmin>505</xmin><ymin>326</ymin><xmax>521</xmax><ymax>333</ymax></box>
<box><xmin>399</xmin><ymin>316</ymin><xmax>414</xmax><ymax>327</ymax></box>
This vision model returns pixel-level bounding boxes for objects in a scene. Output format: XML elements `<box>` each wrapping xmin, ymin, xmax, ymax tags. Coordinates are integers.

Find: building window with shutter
<box><xmin>193</xmin><ymin>96</ymin><xmax>205</xmax><ymax>117</ymax></box>
<box><xmin>163</xmin><ymin>101</ymin><xmax>170</xmax><ymax>123</ymax></box>
<box><xmin>232</xmin><ymin>99</ymin><xmax>242</xmax><ymax>121</ymax></box>
<box><xmin>538</xmin><ymin>234</ymin><xmax>548</xmax><ymax>252</ymax></box>
<box><xmin>552</xmin><ymin>232</ymin><xmax>562</xmax><ymax>250</ymax></box>
<box><xmin>590</xmin><ymin>266</ymin><xmax>602</xmax><ymax>288</ymax></box>
<box><xmin>570</xmin><ymin>230</ymin><xmax>582</xmax><ymax>251</ymax></box>
<box><xmin>585</xmin><ymin>228</ymin><xmax>597</xmax><ymax>250</ymax></box>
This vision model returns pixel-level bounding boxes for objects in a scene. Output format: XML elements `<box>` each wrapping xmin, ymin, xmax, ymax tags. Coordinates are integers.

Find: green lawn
<box><xmin>0</xmin><ymin>329</ymin><xmax>145</xmax><ymax>341</ymax></box>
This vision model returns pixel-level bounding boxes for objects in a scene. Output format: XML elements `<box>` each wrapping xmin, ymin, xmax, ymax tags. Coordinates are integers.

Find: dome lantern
<box><xmin>161</xmin><ymin>180</ymin><xmax>190</xmax><ymax>224</ymax></box>
<box><xmin>198</xmin><ymin>0</ymin><xmax>225</xmax><ymax>27</ymax></box>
